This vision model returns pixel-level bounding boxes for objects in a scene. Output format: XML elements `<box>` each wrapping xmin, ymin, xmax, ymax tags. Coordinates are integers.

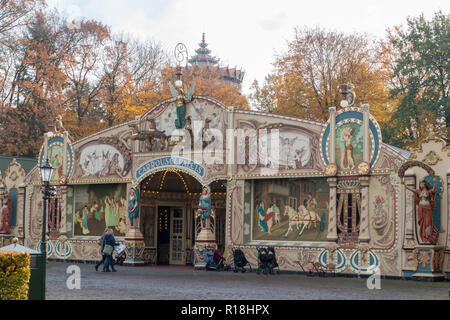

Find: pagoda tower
<box><xmin>188</xmin><ymin>33</ymin><xmax>219</xmax><ymax>68</ymax></box>
<box><xmin>187</xmin><ymin>33</ymin><xmax>245</xmax><ymax>90</ymax></box>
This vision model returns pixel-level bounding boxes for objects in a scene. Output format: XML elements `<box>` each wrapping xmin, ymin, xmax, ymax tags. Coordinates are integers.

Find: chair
<box><xmin>311</xmin><ymin>262</ymin><xmax>327</xmax><ymax>277</ymax></box>
<box><xmin>294</xmin><ymin>260</ymin><xmax>314</xmax><ymax>277</ymax></box>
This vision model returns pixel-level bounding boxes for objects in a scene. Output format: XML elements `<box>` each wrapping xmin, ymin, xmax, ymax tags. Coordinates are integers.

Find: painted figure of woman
<box><xmin>128</xmin><ymin>187</ymin><xmax>140</xmax><ymax>226</ymax></box>
<box><xmin>257</xmin><ymin>201</ymin><xmax>268</xmax><ymax>233</ymax></box>
<box><xmin>0</xmin><ymin>195</ymin><xmax>11</xmax><ymax>234</ymax></box>
<box><xmin>198</xmin><ymin>185</ymin><xmax>211</xmax><ymax>228</ymax></box>
<box><xmin>90</xmin><ymin>202</ymin><xmax>104</xmax><ymax>222</ymax></box>
<box><xmin>402</xmin><ymin>177</ymin><xmax>439</xmax><ymax>244</ymax></box>
<box><xmin>104</xmin><ymin>196</ymin><xmax>113</xmax><ymax>227</ymax></box>
<box><xmin>340</xmin><ymin>124</ymin><xmax>355</xmax><ymax>169</ymax></box>
<box><xmin>81</xmin><ymin>205</ymin><xmax>90</xmax><ymax>234</ymax></box>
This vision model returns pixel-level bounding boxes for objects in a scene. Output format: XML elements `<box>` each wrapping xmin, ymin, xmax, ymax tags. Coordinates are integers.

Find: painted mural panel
<box><xmin>252</xmin><ymin>178</ymin><xmax>329</xmax><ymax>241</ymax></box>
<box><xmin>336</xmin><ymin>123</ymin><xmax>363</xmax><ymax>170</ymax></box>
<box><xmin>236</xmin><ymin>119</ymin><xmax>323</xmax><ymax>174</ymax></box>
<box><xmin>73</xmin><ymin>137</ymin><xmax>132</xmax><ymax>179</ymax></box>
<box><xmin>73</xmin><ymin>184</ymin><xmax>127</xmax><ymax>237</ymax></box>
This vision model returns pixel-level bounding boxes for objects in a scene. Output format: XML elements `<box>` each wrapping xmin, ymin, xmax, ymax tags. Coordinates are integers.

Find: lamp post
<box><xmin>39</xmin><ymin>158</ymin><xmax>54</xmax><ymax>300</ymax></box>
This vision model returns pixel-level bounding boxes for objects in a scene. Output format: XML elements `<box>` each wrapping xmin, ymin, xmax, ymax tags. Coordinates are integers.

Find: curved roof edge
<box><xmin>233</xmin><ymin>109</ymin><xmax>325</xmax><ymax>127</ymax></box>
<box><xmin>382</xmin><ymin>143</ymin><xmax>410</xmax><ymax>161</ymax></box>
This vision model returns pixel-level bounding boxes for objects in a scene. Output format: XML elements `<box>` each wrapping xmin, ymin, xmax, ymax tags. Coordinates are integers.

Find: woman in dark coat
<box><xmin>102</xmin><ymin>228</ymin><xmax>117</xmax><ymax>272</ymax></box>
<box><xmin>95</xmin><ymin>228</ymin><xmax>109</xmax><ymax>271</ymax></box>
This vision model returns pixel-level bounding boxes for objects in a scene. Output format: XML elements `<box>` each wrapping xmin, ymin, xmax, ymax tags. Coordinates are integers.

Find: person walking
<box><xmin>102</xmin><ymin>228</ymin><xmax>117</xmax><ymax>272</ymax></box>
<box><xmin>95</xmin><ymin>228</ymin><xmax>109</xmax><ymax>271</ymax></box>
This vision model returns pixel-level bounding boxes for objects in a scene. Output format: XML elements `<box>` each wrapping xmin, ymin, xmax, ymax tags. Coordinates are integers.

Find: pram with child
<box><xmin>113</xmin><ymin>243</ymin><xmax>127</xmax><ymax>265</ymax></box>
<box><xmin>205</xmin><ymin>248</ymin><xmax>225</xmax><ymax>271</ymax></box>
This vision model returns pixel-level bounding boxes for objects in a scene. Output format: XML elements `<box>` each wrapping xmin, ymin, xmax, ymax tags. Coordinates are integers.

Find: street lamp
<box><xmin>39</xmin><ymin>158</ymin><xmax>54</xmax><ymax>300</ymax></box>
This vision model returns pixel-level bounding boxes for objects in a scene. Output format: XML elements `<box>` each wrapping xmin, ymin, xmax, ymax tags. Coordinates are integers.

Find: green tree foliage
<box><xmin>386</xmin><ymin>11</ymin><xmax>449</xmax><ymax>148</ymax></box>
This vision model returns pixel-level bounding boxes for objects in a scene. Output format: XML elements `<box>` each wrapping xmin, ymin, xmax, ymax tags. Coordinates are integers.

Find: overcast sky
<box><xmin>46</xmin><ymin>0</ymin><xmax>448</xmax><ymax>96</ymax></box>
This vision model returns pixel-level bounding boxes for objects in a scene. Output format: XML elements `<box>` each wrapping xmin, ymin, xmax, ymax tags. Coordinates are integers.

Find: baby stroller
<box><xmin>266</xmin><ymin>246</ymin><xmax>280</xmax><ymax>274</ymax></box>
<box><xmin>257</xmin><ymin>247</ymin><xmax>280</xmax><ymax>274</ymax></box>
<box><xmin>113</xmin><ymin>243</ymin><xmax>127</xmax><ymax>266</ymax></box>
<box><xmin>206</xmin><ymin>249</ymin><xmax>224</xmax><ymax>271</ymax></box>
<box><xmin>233</xmin><ymin>248</ymin><xmax>252</xmax><ymax>273</ymax></box>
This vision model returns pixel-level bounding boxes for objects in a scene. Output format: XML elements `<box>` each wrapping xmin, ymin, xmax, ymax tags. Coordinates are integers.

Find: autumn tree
<box><xmin>61</xmin><ymin>19</ymin><xmax>110</xmax><ymax>139</ymax></box>
<box><xmin>0</xmin><ymin>0</ymin><xmax>43</xmax><ymax>112</ymax></box>
<box><xmin>0</xmin><ymin>11</ymin><xmax>68</xmax><ymax>156</ymax></box>
<box><xmin>0</xmin><ymin>0</ymin><xmax>43</xmax><ymax>35</ymax></box>
<box><xmin>126</xmin><ymin>64</ymin><xmax>249</xmax><ymax>116</ymax></box>
<box><xmin>384</xmin><ymin>11</ymin><xmax>449</xmax><ymax>148</ymax></box>
<box><xmin>249</xmin><ymin>27</ymin><xmax>394</xmax><ymax>124</ymax></box>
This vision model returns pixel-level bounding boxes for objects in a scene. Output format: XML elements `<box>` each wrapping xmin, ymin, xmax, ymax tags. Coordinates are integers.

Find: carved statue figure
<box><xmin>128</xmin><ymin>187</ymin><xmax>140</xmax><ymax>226</ymax></box>
<box><xmin>0</xmin><ymin>193</ymin><xmax>12</xmax><ymax>234</ymax></box>
<box><xmin>54</xmin><ymin>115</ymin><xmax>65</xmax><ymax>133</ymax></box>
<box><xmin>169</xmin><ymin>81</ymin><xmax>195</xmax><ymax>129</ymax></box>
<box><xmin>197</xmin><ymin>185</ymin><xmax>211</xmax><ymax>228</ymax></box>
<box><xmin>402</xmin><ymin>177</ymin><xmax>439</xmax><ymax>244</ymax></box>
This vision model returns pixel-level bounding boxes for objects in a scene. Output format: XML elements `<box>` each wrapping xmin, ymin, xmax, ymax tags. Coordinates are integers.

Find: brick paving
<box><xmin>45</xmin><ymin>262</ymin><xmax>450</xmax><ymax>300</ymax></box>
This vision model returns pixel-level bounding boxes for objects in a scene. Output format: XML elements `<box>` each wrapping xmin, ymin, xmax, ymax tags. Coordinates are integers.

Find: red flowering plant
<box><xmin>373</xmin><ymin>196</ymin><xmax>385</xmax><ymax>215</ymax></box>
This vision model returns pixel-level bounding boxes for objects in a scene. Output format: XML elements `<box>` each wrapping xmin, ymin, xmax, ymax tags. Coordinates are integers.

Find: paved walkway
<box><xmin>46</xmin><ymin>262</ymin><xmax>449</xmax><ymax>300</ymax></box>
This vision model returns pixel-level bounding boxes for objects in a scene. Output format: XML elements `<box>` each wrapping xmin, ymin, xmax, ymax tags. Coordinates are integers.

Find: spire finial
<box><xmin>202</xmin><ymin>32</ymin><xmax>205</xmax><ymax>44</ymax></box>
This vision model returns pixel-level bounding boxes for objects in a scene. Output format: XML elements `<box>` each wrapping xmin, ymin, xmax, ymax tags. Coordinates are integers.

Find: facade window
<box><xmin>336</xmin><ymin>181</ymin><xmax>361</xmax><ymax>247</ymax></box>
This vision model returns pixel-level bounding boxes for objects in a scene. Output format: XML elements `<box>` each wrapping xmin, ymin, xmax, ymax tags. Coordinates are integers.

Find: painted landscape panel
<box><xmin>252</xmin><ymin>178</ymin><xmax>329</xmax><ymax>242</ymax></box>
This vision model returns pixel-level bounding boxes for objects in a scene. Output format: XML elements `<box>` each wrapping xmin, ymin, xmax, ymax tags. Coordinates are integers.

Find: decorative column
<box><xmin>124</xmin><ymin>184</ymin><xmax>145</xmax><ymax>266</ymax></box>
<box><xmin>326</xmin><ymin>107</ymin><xmax>338</xmax><ymax>242</ymax></box>
<box><xmin>358</xmin><ymin>176</ymin><xmax>370</xmax><ymax>242</ymax></box>
<box><xmin>17</xmin><ymin>185</ymin><xmax>26</xmax><ymax>238</ymax></box>
<box><xmin>63</xmin><ymin>132</ymin><xmax>68</xmax><ymax>178</ymax></box>
<box><xmin>329</xmin><ymin>107</ymin><xmax>336</xmax><ymax>164</ymax></box>
<box><xmin>194</xmin><ymin>185</ymin><xmax>216</xmax><ymax>269</ymax></box>
<box><xmin>326</xmin><ymin>178</ymin><xmax>338</xmax><ymax>242</ymax></box>
<box><xmin>362</xmin><ymin>104</ymin><xmax>370</xmax><ymax>163</ymax></box>
<box><xmin>59</xmin><ymin>186</ymin><xmax>67</xmax><ymax>235</ymax></box>
<box><xmin>403</xmin><ymin>174</ymin><xmax>416</xmax><ymax>248</ymax></box>
<box><xmin>358</xmin><ymin>104</ymin><xmax>371</xmax><ymax>243</ymax></box>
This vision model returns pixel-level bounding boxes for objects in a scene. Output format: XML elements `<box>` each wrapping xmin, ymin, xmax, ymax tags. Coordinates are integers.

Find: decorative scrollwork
<box><xmin>174</xmin><ymin>42</ymin><xmax>188</xmax><ymax>65</ymax></box>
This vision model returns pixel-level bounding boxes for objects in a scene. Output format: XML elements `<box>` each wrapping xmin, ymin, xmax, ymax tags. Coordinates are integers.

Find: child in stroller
<box><xmin>113</xmin><ymin>243</ymin><xmax>127</xmax><ymax>266</ymax></box>
<box><xmin>257</xmin><ymin>246</ymin><xmax>280</xmax><ymax>274</ymax></box>
<box><xmin>206</xmin><ymin>248</ymin><xmax>224</xmax><ymax>271</ymax></box>
<box><xmin>233</xmin><ymin>248</ymin><xmax>252</xmax><ymax>273</ymax></box>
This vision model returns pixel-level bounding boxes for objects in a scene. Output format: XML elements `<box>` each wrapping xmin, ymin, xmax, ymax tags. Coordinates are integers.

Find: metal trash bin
<box><xmin>0</xmin><ymin>238</ymin><xmax>43</xmax><ymax>300</ymax></box>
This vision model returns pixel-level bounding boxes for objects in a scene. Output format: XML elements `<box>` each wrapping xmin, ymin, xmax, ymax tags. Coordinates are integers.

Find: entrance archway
<box><xmin>139</xmin><ymin>169</ymin><xmax>226</xmax><ymax>265</ymax></box>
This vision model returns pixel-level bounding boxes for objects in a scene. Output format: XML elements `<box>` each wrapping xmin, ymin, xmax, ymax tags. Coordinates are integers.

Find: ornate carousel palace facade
<box><xmin>0</xmin><ymin>82</ymin><xmax>449</xmax><ymax>280</ymax></box>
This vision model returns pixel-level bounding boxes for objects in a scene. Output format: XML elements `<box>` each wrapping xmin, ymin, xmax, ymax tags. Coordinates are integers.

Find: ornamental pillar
<box><xmin>362</xmin><ymin>104</ymin><xmax>370</xmax><ymax>163</ymax></box>
<box><xmin>124</xmin><ymin>184</ymin><xmax>145</xmax><ymax>266</ymax></box>
<box><xmin>358</xmin><ymin>176</ymin><xmax>370</xmax><ymax>242</ymax></box>
<box><xmin>326</xmin><ymin>177</ymin><xmax>338</xmax><ymax>242</ymax></box>
<box><xmin>329</xmin><ymin>107</ymin><xmax>336</xmax><ymax>164</ymax></box>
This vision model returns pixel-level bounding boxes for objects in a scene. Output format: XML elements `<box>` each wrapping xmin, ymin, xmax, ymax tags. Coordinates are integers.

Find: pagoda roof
<box><xmin>188</xmin><ymin>33</ymin><xmax>218</xmax><ymax>65</ymax></box>
<box><xmin>187</xmin><ymin>33</ymin><xmax>245</xmax><ymax>85</ymax></box>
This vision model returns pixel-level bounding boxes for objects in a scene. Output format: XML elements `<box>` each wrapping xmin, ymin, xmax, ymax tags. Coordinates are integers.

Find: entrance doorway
<box><xmin>140</xmin><ymin>170</ymin><xmax>227</xmax><ymax>265</ymax></box>
<box><xmin>157</xmin><ymin>206</ymin><xmax>185</xmax><ymax>265</ymax></box>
